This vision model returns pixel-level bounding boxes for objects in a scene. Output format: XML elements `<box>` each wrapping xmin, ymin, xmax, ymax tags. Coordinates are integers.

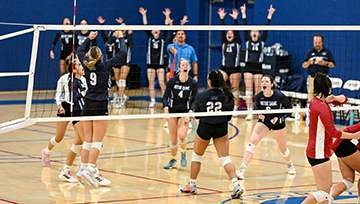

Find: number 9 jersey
<box><xmin>194</xmin><ymin>89</ymin><xmax>234</xmax><ymax>124</ymax></box>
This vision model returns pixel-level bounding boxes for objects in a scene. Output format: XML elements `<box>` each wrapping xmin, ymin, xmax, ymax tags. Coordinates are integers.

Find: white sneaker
<box><xmin>245</xmin><ymin>114</ymin><xmax>253</xmax><ymax>120</ymax></box>
<box><xmin>149</xmin><ymin>101</ymin><xmax>156</xmax><ymax>108</ymax></box>
<box><xmin>115</xmin><ymin>98</ymin><xmax>125</xmax><ymax>108</ymax></box>
<box><xmin>59</xmin><ymin>170</ymin><xmax>78</xmax><ymax>183</ymax></box>
<box><xmin>287</xmin><ymin>162</ymin><xmax>296</xmax><ymax>175</ymax></box>
<box><xmin>94</xmin><ymin>170</ymin><xmax>111</xmax><ymax>186</ymax></box>
<box><xmin>188</xmin><ymin>122</ymin><xmax>192</xmax><ymax>129</ymax></box>
<box><xmin>236</xmin><ymin>166</ymin><xmax>246</xmax><ymax>180</ymax></box>
<box><xmin>164</xmin><ymin>121</ymin><xmax>168</xmax><ymax>128</ymax></box>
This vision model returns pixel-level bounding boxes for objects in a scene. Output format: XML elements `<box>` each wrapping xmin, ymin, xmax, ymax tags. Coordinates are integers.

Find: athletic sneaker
<box><xmin>180</xmin><ymin>152</ymin><xmax>188</xmax><ymax>167</ymax></box>
<box><xmin>164</xmin><ymin>159</ymin><xmax>177</xmax><ymax>169</ymax></box>
<box><xmin>236</xmin><ymin>166</ymin><xmax>246</xmax><ymax>180</ymax></box>
<box><xmin>180</xmin><ymin>184</ymin><xmax>197</xmax><ymax>195</ymax></box>
<box><xmin>77</xmin><ymin>168</ymin><xmax>90</xmax><ymax>185</ymax></box>
<box><xmin>164</xmin><ymin>121</ymin><xmax>168</xmax><ymax>128</ymax></box>
<box><xmin>287</xmin><ymin>162</ymin><xmax>296</xmax><ymax>175</ymax></box>
<box><xmin>41</xmin><ymin>149</ymin><xmax>51</xmax><ymax>166</ymax></box>
<box><xmin>59</xmin><ymin>170</ymin><xmax>78</xmax><ymax>183</ymax></box>
<box><xmin>231</xmin><ymin>184</ymin><xmax>244</xmax><ymax>199</ymax></box>
<box><xmin>149</xmin><ymin>101</ymin><xmax>156</xmax><ymax>108</ymax></box>
<box><xmin>81</xmin><ymin>168</ymin><xmax>98</xmax><ymax>187</ymax></box>
<box><xmin>94</xmin><ymin>171</ymin><xmax>111</xmax><ymax>186</ymax></box>
<box><xmin>245</xmin><ymin>114</ymin><xmax>253</xmax><ymax>120</ymax></box>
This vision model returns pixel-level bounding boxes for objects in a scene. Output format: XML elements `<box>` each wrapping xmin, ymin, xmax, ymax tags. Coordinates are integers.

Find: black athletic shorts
<box><xmin>197</xmin><ymin>122</ymin><xmax>228</xmax><ymax>141</ymax></box>
<box><xmin>258</xmin><ymin>119</ymin><xmax>286</xmax><ymax>131</ymax></box>
<box><xmin>307</xmin><ymin>156</ymin><xmax>330</xmax><ymax>167</ymax></box>
<box><xmin>334</xmin><ymin>139</ymin><xmax>358</xmax><ymax>158</ymax></box>
<box><xmin>243</xmin><ymin>62</ymin><xmax>263</xmax><ymax>75</ymax></box>
<box><xmin>220</xmin><ymin>66</ymin><xmax>241</xmax><ymax>76</ymax></box>
<box><xmin>147</xmin><ymin>64</ymin><xmax>165</xmax><ymax>70</ymax></box>
<box><xmin>82</xmin><ymin>99</ymin><xmax>108</xmax><ymax>116</ymax></box>
<box><xmin>57</xmin><ymin>102</ymin><xmax>82</xmax><ymax>125</ymax></box>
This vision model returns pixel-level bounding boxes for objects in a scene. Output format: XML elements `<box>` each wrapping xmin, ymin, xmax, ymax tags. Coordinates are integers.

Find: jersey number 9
<box><xmin>90</xmin><ymin>72</ymin><xmax>97</xmax><ymax>86</ymax></box>
<box><xmin>206</xmin><ymin>101</ymin><xmax>222</xmax><ymax>112</ymax></box>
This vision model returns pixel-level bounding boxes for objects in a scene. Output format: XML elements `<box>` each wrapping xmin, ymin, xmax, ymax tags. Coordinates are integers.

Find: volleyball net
<box><xmin>1</xmin><ymin>24</ymin><xmax>360</xmax><ymax>133</ymax></box>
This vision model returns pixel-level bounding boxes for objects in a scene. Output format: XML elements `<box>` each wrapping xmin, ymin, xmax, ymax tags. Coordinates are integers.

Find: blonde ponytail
<box><xmin>84</xmin><ymin>46</ymin><xmax>103</xmax><ymax>69</ymax></box>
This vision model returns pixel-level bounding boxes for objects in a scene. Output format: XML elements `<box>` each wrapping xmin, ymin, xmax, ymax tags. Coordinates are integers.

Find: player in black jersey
<box><xmin>42</xmin><ymin>59</ymin><xmax>86</xmax><ymax>172</ymax></box>
<box><xmin>77</xmin><ymin>31</ymin><xmax>127</xmax><ymax>187</ymax></box>
<box><xmin>236</xmin><ymin>75</ymin><xmax>296</xmax><ymax>180</ymax></box>
<box><xmin>50</xmin><ymin>18</ymin><xmax>76</xmax><ymax>76</ymax></box>
<box><xmin>139</xmin><ymin>7</ymin><xmax>171</xmax><ymax>108</ymax></box>
<box><xmin>76</xmin><ymin>19</ymin><xmax>97</xmax><ymax>53</ymax></box>
<box><xmin>240</xmin><ymin>4</ymin><xmax>275</xmax><ymax>120</ymax></box>
<box><xmin>180</xmin><ymin>69</ymin><xmax>244</xmax><ymax>198</ymax></box>
<box><xmin>107</xmin><ymin>18</ymin><xmax>134</xmax><ymax>108</ymax></box>
<box><xmin>217</xmin><ymin>8</ymin><xmax>242</xmax><ymax>114</ymax></box>
<box><xmin>163</xmin><ymin>58</ymin><xmax>198</xmax><ymax>169</ymax></box>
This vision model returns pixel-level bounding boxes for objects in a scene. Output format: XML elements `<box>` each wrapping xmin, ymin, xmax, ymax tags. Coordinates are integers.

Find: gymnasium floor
<box><xmin>0</xmin><ymin>92</ymin><xmax>358</xmax><ymax>203</ymax></box>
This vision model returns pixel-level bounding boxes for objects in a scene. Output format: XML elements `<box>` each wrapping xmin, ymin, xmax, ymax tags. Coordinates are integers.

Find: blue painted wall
<box><xmin>1</xmin><ymin>0</ymin><xmax>360</xmax><ymax>91</ymax></box>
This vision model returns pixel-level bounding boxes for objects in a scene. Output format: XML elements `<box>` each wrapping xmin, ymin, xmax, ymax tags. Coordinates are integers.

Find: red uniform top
<box><xmin>332</xmin><ymin>122</ymin><xmax>360</xmax><ymax>151</ymax></box>
<box><xmin>306</xmin><ymin>96</ymin><xmax>347</xmax><ymax>159</ymax></box>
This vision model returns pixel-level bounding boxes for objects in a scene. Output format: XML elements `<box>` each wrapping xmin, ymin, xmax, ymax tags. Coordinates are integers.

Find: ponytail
<box><xmin>84</xmin><ymin>46</ymin><xmax>103</xmax><ymax>69</ymax></box>
<box><xmin>208</xmin><ymin>69</ymin><xmax>234</xmax><ymax>104</ymax></box>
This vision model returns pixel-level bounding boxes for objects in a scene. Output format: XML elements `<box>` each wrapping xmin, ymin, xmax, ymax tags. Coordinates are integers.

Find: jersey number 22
<box><xmin>206</xmin><ymin>101</ymin><xmax>222</xmax><ymax>112</ymax></box>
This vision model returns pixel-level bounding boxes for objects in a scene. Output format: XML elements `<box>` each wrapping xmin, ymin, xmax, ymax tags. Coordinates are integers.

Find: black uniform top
<box><xmin>221</xmin><ymin>19</ymin><xmax>241</xmax><ymax>67</ymax></box>
<box><xmin>194</xmin><ymin>88</ymin><xmax>234</xmax><ymax>124</ymax></box>
<box><xmin>51</xmin><ymin>30</ymin><xmax>76</xmax><ymax>56</ymax></box>
<box><xmin>76</xmin><ymin>31</ymin><xmax>97</xmax><ymax>53</ymax></box>
<box><xmin>163</xmin><ymin>75</ymin><xmax>198</xmax><ymax>111</ymax></box>
<box><xmin>77</xmin><ymin>38</ymin><xmax>127</xmax><ymax>101</ymax></box>
<box><xmin>254</xmin><ymin>89</ymin><xmax>292</xmax><ymax>124</ymax></box>
<box><xmin>99</xmin><ymin>30</ymin><xmax>115</xmax><ymax>60</ymax></box>
<box><xmin>243</xmin><ymin>18</ymin><xmax>270</xmax><ymax>63</ymax></box>
<box><xmin>108</xmin><ymin>33</ymin><xmax>134</xmax><ymax>64</ymax></box>
<box><xmin>303</xmin><ymin>47</ymin><xmax>335</xmax><ymax>77</ymax></box>
<box><xmin>145</xmin><ymin>30</ymin><xmax>168</xmax><ymax>65</ymax></box>
<box><xmin>69</xmin><ymin>77</ymin><xmax>87</xmax><ymax>110</ymax></box>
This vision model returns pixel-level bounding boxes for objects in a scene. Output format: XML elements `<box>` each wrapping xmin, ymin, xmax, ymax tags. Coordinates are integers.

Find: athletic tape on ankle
<box><xmin>245</xmin><ymin>142</ymin><xmax>256</xmax><ymax>153</ymax></box>
<box><xmin>191</xmin><ymin>152</ymin><xmax>202</xmax><ymax>163</ymax></box>
<box><xmin>83</xmin><ymin>142</ymin><xmax>92</xmax><ymax>151</ymax></box>
<box><xmin>91</xmin><ymin>142</ymin><xmax>102</xmax><ymax>152</ymax></box>
<box><xmin>281</xmin><ymin>148</ymin><xmax>290</xmax><ymax>157</ymax></box>
<box><xmin>70</xmin><ymin>144</ymin><xmax>82</xmax><ymax>153</ymax></box>
<box><xmin>219</xmin><ymin>156</ymin><xmax>232</xmax><ymax>166</ymax></box>
<box><xmin>342</xmin><ymin>179</ymin><xmax>354</xmax><ymax>190</ymax></box>
<box><xmin>170</xmin><ymin>141</ymin><xmax>178</xmax><ymax>150</ymax></box>
<box><xmin>50</xmin><ymin>136</ymin><xmax>59</xmax><ymax>145</ymax></box>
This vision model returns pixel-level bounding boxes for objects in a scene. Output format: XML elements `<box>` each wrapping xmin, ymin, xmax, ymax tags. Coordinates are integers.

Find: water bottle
<box><xmin>349</xmin><ymin>110</ymin><xmax>354</xmax><ymax>126</ymax></box>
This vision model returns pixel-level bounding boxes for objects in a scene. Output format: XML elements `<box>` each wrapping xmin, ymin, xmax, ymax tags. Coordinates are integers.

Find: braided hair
<box><xmin>84</xmin><ymin>46</ymin><xmax>103</xmax><ymax>69</ymax></box>
<box><xmin>208</xmin><ymin>69</ymin><xmax>234</xmax><ymax>104</ymax></box>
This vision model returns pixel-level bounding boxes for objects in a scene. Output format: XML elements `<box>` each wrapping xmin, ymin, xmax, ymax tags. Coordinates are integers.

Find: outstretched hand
<box><xmin>139</xmin><ymin>7</ymin><xmax>147</xmax><ymax>16</ymax></box>
<box><xmin>163</xmin><ymin>8</ymin><xmax>171</xmax><ymax>16</ymax></box>
<box><xmin>180</xmin><ymin>15</ymin><xmax>189</xmax><ymax>25</ymax></box>
<box><xmin>115</xmin><ymin>17</ymin><xmax>124</xmax><ymax>24</ymax></box>
<box><xmin>88</xmin><ymin>31</ymin><xmax>98</xmax><ymax>40</ymax></box>
<box><xmin>268</xmin><ymin>4</ymin><xmax>276</xmax><ymax>15</ymax></box>
<box><xmin>217</xmin><ymin>8</ymin><xmax>227</xmax><ymax>19</ymax></box>
<box><xmin>240</xmin><ymin>4</ymin><xmax>246</xmax><ymax>14</ymax></box>
<box><xmin>97</xmin><ymin>16</ymin><xmax>105</xmax><ymax>24</ymax></box>
<box><xmin>229</xmin><ymin>8</ymin><xmax>239</xmax><ymax>19</ymax></box>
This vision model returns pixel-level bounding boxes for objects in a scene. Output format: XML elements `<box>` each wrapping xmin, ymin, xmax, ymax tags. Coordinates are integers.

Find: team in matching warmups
<box><xmin>41</xmin><ymin>4</ymin><xmax>360</xmax><ymax>203</ymax></box>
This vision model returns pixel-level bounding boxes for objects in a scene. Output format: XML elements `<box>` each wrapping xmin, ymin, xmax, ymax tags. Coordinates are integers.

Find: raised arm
<box><xmin>230</xmin><ymin>8</ymin><xmax>241</xmax><ymax>44</ymax></box>
<box><xmin>240</xmin><ymin>4</ymin><xmax>250</xmax><ymax>41</ymax></box>
<box><xmin>163</xmin><ymin>8</ymin><xmax>173</xmax><ymax>26</ymax></box>
<box><xmin>180</xmin><ymin>15</ymin><xmax>189</xmax><ymax>25</ymax></box>
<box><xmin>218</xmin><ymin>8</ymin><xmax>227</xmax><ymax>44</ymax></box>
<box><xmin>97</xmin><ymin>16</ymin><xmax>109</xmax><ymax>43</ymax></box>
<box><xmin>139</xmin><ymin>7</ymin><xmax>148</xmax><ymax>25</ymax></box>
<box><xmin>105</xmin><ymin>31</ymin><xmax>127</xmax><ymax>69</ymax></box>
<box><xmin>267</xmin><ymin>4</ymin><xmax>276</xmax><ymax>20</ymax></box>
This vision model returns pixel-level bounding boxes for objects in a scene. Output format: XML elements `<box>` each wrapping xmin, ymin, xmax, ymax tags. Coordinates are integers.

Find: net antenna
<box><xmin>70</xmin><ymin>0</ymin><xmax>77</xmax><ymax>116</ymax></box>
<box><xmin>1</xmin><ymin>24</ymin><xmax>360</xmax><ymax>134</ymax></box>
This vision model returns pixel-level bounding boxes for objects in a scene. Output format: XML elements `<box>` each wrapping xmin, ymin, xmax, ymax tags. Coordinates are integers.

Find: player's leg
<box><xmin>164</xmin><ymin>117</ymin><xmax>179</xmax><ymax>169</ymax></box>
<box><xmin>244</xmin><ymin>72</ymin><xmax>254</xmax><ymax>120</ymax></box>
<box><xmin>147</xmin><ymin>68</ymin><xmax>156</xmax><ymax>108</ymax></box>
<box><xmin>178</xmin><ymin>116</ymin><xmax>190</xmax><ymax>167</ymax></box>
<box><xmin>273</xmin><ymin>126</ymin><xmax>296</xmax><ymax>175</ymax></box>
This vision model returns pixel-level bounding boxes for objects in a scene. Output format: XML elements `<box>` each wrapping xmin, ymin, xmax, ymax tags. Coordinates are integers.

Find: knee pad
<box><xmin>191</xmin><ymin>152</ymin><xmax>202</xmax><ymax>163</ymax></box>
<box><xmin>50</xmin><ymin>136</ymin><xmax>59</xmax><ymax>145</ymax></box>
<box><xmin>232</xmin><ymin>91</ymin><xmax>239</xmax><ymax>98</ymax></box>
<box><xmin>219</xmin><ymin>156</ymin><xmax>233</xmax><ymax>166</ymax></box>
<box><xmin>245</xmin><ymin>91</ymin><xmax>253</xmax><ymax>99</ymax></box>
<box><xmin>117</xmin><ymin>79</ymin><xmax>126</xmax><ymax>87</ymax></box>
<box><xmin>91</xmin><ymin>142</ymin><xmax>102</xmax><ymax>152</ymax></box>
<box><xmin>179</xmin><ymin>138</ymin><xmax>187</xmax><ymax>145</ymax></box>
<box><xmin>170</xmin><ymin>141</ymin><xmax>178</xmax><ymax>150</ymax></box>
<box><xmin>70</xmin><ymin>144</ymin><xmax>82</xmax><ymax>154</ymax></box>
<box><xmin>342</xmin><ymin>179</ymin><xmax>354</xmax><ymax>190</ymax></box>
<box><xmin>82</xmin><ymin>142</ymin><xmax>92</xmax><ymax>151</ymax></box>
<box><xmin>312</xmin><ymin>190</ymin><xmax>330</xmax><ymax>203</ymax></box>
<box><xmin>245</xmin><ymin>142</ymin><xmax>256</xmax><ymax>154</ymax></box>
<box><xmin>280</xmin><ymin>148</ymin><xmax>290</xmax><ymax>158</ymax></box>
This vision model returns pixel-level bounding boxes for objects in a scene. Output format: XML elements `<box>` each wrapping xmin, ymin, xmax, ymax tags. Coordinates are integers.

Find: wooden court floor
<box><xmin>0</xmin><ymin>102</ymin><xmax>359</xmax><ymax>203</ymax></box>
